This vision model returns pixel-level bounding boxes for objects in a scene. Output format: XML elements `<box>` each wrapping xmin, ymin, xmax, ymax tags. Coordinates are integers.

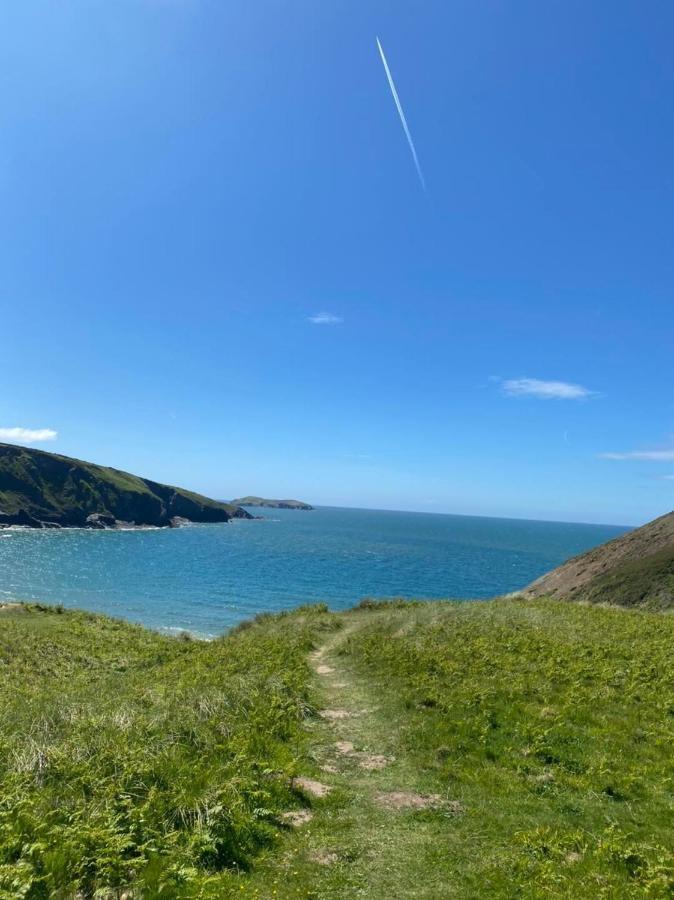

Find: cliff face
<box><xmin>0</xmin><ymin>443</ymin><xmax>251</xmax><ymax>528</ymax></box>
<box><xmin>522</xmin><ymin>510</ymin><xmax>674</xmax><ymax>609</ymax></box>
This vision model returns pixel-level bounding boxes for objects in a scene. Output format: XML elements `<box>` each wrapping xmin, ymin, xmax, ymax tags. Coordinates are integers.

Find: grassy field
<box><xmin>333</xmin><ymin>599</ymin><xmax>674</xmax><ymax>897</ymax></box>
<box><xmin>0</xmin><ymin>603</ymin><xmax>339</xmax><ymax>898</ymax></box>
<box><xmin>0</xmin><ymin>598</ymin><xmax>672</xmax><ymax>897</ymax></box>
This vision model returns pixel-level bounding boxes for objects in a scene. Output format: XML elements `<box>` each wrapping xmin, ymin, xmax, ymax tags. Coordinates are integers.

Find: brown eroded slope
<box><xmin>522</xmin><ymin>510</ymin><xmax>674</xmax><ymax>609</ymax></box>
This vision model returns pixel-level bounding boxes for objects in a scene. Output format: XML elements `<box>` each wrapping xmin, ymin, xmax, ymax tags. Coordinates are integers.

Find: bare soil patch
<box><xmin>374</xmin><ymin>791</ymin><xmax>454</xmax><ymax>811</ymax></box>
<box><xmin>309</xmin><ymin>850</ymin><xmax>339</xmax><ymax>866</ymax></box>
<box><xmin>293</xmin><ymin>777</ymin><xmax>331</xmax><ymax>799</ymax></box>
<box><xmin>280</xmin><ymin>809</ymin><xmax>314</xmax><ymax>827</ymax></box>
<box><xmin>319</xmin><ymin>708</ymin><xmax>352</xmax><ymax>721</ymax></box>
<box><xmin>334</xmin><ymin>740</ymin><xmax>355</xmax><ymax>755</ymax></box>
<box><xmin>358</xmin><ymin>754</ymin><xmax>391</xmax><ymax>771</ymax></box>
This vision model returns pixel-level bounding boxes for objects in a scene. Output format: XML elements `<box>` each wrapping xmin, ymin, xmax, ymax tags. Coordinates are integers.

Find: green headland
<box><xmin>0</xmin><ymin>443</ymin><xmax>250</xmax><ymax>529</ymax></box>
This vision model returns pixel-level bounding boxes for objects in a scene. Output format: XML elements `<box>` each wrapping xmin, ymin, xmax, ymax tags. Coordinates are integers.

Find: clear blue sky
<box><xmin>2</xmin><ymin>0</ymin><xmax>673</xmax><ymax>526</ymax></box>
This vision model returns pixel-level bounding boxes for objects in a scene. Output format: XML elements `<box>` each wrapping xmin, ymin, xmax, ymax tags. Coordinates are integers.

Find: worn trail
<box><xmin>248</xmin><ymin>612</ymin><xmax>460</xmax><ymax>898</ymax></box>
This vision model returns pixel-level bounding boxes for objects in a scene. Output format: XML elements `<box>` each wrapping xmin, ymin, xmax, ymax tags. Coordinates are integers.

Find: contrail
<box><xmin>376</xmin><ymin>36</ymin><xmax>426</xmax><ymax>191</ymax></box>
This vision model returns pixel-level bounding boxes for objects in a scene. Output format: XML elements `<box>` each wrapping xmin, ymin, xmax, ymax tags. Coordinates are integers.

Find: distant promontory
<box><xmin>230</xmin><ymin>496</ymin><xmax>314</xmax><ymax>511</ymax></box>
<box><xmin>0</xmin><ymin>443</ymin><xmax>252</xmax><ymax>529</ymax></box>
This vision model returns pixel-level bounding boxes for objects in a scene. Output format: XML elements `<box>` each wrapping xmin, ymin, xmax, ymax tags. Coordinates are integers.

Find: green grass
<box><xmin>1</xmin><ymin>598</ymin><xmax>673</xmax><ymax>898</ymax></box>
<box><xmin>0</xmin><ymin>603</ymin><xmax>339</xmax><ymax>898</ymax></box>
<box><xmin>336</xmin><ymin>599</ymin><xmax>674</xmax><ymax>897</ymax></box>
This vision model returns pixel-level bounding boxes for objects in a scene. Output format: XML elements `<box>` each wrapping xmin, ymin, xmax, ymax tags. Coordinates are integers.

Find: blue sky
<box><xmin>2</xmin><ymin>0</ymin><xmax>673</xmax><ymax>526</ymax></box>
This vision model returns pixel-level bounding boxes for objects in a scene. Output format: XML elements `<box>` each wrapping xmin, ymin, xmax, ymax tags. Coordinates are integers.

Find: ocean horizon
<box><xmin>0</xmin><ymin>505</ymin><xmax>628</xmax><ymax>636</ymax></box>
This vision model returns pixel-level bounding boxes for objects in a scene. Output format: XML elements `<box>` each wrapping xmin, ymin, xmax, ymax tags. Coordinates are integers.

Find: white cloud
<box><xmin>660</xmin><ymin>474</ymin><xmax>674</xmax><ymax>480</ymax></box>
<box><xmin>501</xmin><ymin>378</ymin><xmax>594</xmax><ymax>400</ymax></box>
<box><xmin>0</xmin><ymin>427</ymin><xmax>58</xmax><ymax>443</ymax></box>
<box><xmin>600</xmin><ymin>449</ymin><xmax>674</xmax><ymax>461</ymax></box>
<box><xmin>307</xmin><ymin>312</ymin><xmax>343</xmax><ymax>325</ymax></box>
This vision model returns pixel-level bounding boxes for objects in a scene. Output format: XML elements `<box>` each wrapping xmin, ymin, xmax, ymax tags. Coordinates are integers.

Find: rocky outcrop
<box><xmin>85</xmin><ymin>513</ymin><xmax>118</xmax><ymax>529</ymax></box>
<box><xmin>0</xmin><ymin>443</ymin><xmax>252</xmax><ymax>529</ymax></box>
<box><xmin>0</xmin><ymin>509</ymin><xmax>44</xmax><ymax>528</ymax></box>
<box><xmin>169</xmin><ymin>516</ymin><xmax>191</xmax><ymax>529</ymax></box>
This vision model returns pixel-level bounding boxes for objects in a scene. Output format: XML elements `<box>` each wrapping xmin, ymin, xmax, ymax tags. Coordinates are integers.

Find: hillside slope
<box><xmin>0</xmin><ymin>443</ymin><xmax>250</xmax><ymax>528</ymax></box>
<box><xmin>522</xmin><ymin>510</ymin><xmax>674</xmax><ymax>609</ymax></box>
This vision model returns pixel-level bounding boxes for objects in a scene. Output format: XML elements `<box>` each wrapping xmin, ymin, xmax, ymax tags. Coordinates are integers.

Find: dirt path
<box><xmin>308</xmin><ymin>620</ymin><xmax>447</xmax><ymax>807</ymax></box>
<box><xmin>248</xmin><ymin>613</ymin><xmax>461</xmax><ymax>898</ymax></box>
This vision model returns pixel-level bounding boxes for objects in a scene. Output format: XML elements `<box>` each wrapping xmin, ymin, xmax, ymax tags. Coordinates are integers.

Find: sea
<box><xmin>0</xmin><ymin>506</ymin><xmax>627</xmax><ymax>637</ymax></box>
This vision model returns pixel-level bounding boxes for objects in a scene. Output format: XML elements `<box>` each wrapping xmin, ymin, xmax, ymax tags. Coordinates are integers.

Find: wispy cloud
<box><xmin>600</xmin><ymin>449</ymin><xmax>674</xmax><ymax>461</ymax></box>
<box><xmin>0</xmin><ymin>427</ymin><xmax>58</xmax><ymax>443</ymax></box>
<box><xmin>660</xmin><ymin>474</ymin><xmax>674</xmax><ymax>480</ymax></box>
<box><xmin>376</xmin><ymin>36</ymin><xmax>426</xmax><ymax>192</ymax></box>
<box><xmin>500</xmin><ymin>378</ymin><xmax>595</xmax><ymax>400</ymax></box>
<box><xmin>307</xmin><ymin>312</ymin><xmax>343</xmax><ymax>325</ymax></box>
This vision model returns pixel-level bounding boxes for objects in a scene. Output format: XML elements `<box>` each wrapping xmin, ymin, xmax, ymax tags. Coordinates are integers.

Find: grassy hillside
<box><xmin>523</xmin><ymin>510</ymin><xmax>674</xmax><ymax>609</ymax></box>
<box><xmin>0</xmin><ymin>602</ymin><xmax>339</xmax><ymax>898</ymax></box>
<box><xmin>0</xmin><ymin>598</ymin><xmax>672</xmax><ymax>897</ymax></box>
<box><xmin>0</xmin><ymin>443</ymin><xmax>247</xmax><ymax>527</ymax></box>
<box><xmin>566</xmin><ymin>544</ymin><xmax>674</xmax><ymax>609</ymax></box>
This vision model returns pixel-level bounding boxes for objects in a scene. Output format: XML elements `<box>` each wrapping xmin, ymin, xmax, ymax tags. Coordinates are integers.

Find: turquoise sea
<box><xmin>0</xmin><ymin>507</ymin><xmax>627</xmax><ymax>636</ymax></box>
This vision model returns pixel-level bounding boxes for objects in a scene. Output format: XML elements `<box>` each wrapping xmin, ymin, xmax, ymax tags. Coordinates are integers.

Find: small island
<box><xmin>231</xmin><ymin>496</ymin><xmax>314</xmax><ymax>511</ymax></box>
